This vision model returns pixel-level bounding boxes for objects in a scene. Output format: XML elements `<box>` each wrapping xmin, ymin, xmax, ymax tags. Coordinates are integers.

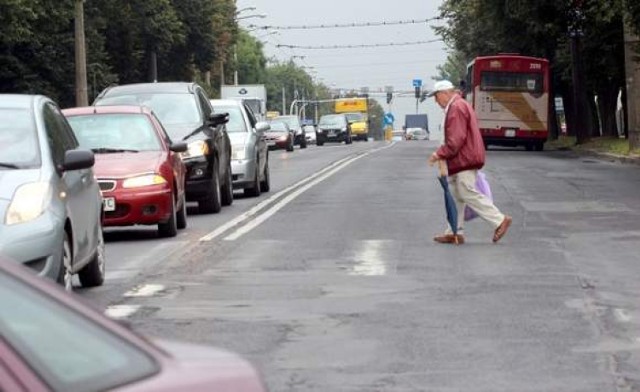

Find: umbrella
<box><xmin>437</xmin><ymin>160</ymin><xmax>460</xmax><ymax>244</ymax></box>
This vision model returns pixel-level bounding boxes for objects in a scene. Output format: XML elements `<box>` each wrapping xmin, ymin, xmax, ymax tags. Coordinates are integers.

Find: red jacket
<box><xmin>436</xmin><ymin>95</ymin><xmax>485</xmax><ymax>176</ymax></box>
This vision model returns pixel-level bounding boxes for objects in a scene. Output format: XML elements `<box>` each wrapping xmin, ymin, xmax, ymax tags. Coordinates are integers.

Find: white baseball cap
<box><xmin>426</xmin><ymin>80</ymin><xmax>455</xmax><ymax>97</ymax></box>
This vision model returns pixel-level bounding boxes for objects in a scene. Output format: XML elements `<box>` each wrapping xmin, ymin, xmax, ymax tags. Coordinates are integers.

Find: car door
<box><xmin>196</xmin><ymin>88</ymin><xmax>227</xmax><ymax>178</ymax></box>
<box><xmin>243</xmin><ymin>103</ymin><xmax>266</xmax><ymax>173</ymax></box>
<box><xmin>152</xmin><ymin>113</ymin><xmax>186</xmax><ymax>203</ymax></box>
<box><xmin>43</xmin><ymin>102</ymin><xmax>97</xmax><ymax>268</ymax></box>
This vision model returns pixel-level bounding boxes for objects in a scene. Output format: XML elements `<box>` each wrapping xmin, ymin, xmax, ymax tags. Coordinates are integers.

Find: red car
<box><xmin>0</xmin><ymin>258</ymin><xmax>268</xmax><ymax>391</ymax></box>
<box><xmin>264</xmin><ymin>121</ymin><xmax>294</xmax><ymax>152</ymax></box>
<box><xmin>63</xmin><ymin>106</ymin><xmax>188</xmax><ymax>237</ymax></box>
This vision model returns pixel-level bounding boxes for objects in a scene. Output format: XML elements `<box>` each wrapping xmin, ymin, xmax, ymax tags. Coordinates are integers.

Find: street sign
<box><xmin>412</xmin><ymin>79</ymin><xmax>422</xmax><ymax>88</ymax></box>
<box><xmin>383</xmin><ymin>112</ymin><xmax>395</xmax><ymax>125</ymax></box>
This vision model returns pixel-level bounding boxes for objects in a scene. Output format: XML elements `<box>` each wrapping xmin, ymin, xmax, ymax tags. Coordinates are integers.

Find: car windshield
<box><xmin>0</xmin><ymin>108</ymin><xmax>41</xmax><ymax>168</ymax></box>
<box><xmin>66</xmin><ymin>113</ymin><xmax>162</xmax><ymax>152</ymax></box>
<box><xmin>212</xmin><ymin>106</ymin><xmax>247</xmax><ymax>133</ymax></box>
<box><xmin>96</xmin><ymin>93</ymin><xmax>200</xmax><ymax>125</ymax></box>
<box><xmin>319</xmin><ymin>115</ymin><xmax>345</xmax><ymax>127</ymax></box>
<box><xmin>268</xmin><ymin>122</ymin><xmax>288</xmax><ymax>133</ymax></box>
<box><xmin>345</xmin><ymin>113</ymin><xmax>364</xmax><ymax>122</ymax></box>
<box><xmin>274</xmin><ymin>116</ymin><xmax>299</xmax><ymax>129</ymax></box>
<box><xmin>0</xmin><ymin>271</ymin><xmax>158</xmax><ymax>391</ymax></box>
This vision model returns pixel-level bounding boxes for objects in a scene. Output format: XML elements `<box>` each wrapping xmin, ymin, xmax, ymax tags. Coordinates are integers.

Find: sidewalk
<box><xmin>546</xmin><ymin>136</ymin><xmax>640</xmax><ymax>165</ymax></box>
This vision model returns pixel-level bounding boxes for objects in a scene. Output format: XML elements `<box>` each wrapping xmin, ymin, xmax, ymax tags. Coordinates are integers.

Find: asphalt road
<box><xmin>79</xmin><ymin>140</ymin><xmax>640</xmax><ymax>392</ymax></box>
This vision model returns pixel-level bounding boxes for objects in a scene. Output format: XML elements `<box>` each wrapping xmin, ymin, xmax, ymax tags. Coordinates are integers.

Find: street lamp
<box><xmin>233</xmin><ymin>11</ymin><xmax>266</xmax><ymax>85</ymax></box>
<box><xmin>74</xmin><ymin>0</ymin><xmax>88</xmax><ymax>106</ymax></box>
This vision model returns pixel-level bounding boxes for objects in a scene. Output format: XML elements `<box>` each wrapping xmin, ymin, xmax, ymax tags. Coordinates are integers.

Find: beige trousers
<box><xmin>444</xmin><ymin>170</ymin><xmax>505</xmax><ymax>234</ymax></box>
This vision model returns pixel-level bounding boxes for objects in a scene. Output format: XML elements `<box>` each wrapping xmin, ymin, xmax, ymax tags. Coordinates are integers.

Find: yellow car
<box><xmin>344</xmin><ymin>112</ymin><xmax>369</xmax><ymax>141</ymax></box>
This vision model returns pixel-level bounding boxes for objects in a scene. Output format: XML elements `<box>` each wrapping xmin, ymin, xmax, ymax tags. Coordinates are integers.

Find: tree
<box><xmin>235</xmin><ymin>30</ymin><xmax>267</xmax><ymax>85</ymax></box>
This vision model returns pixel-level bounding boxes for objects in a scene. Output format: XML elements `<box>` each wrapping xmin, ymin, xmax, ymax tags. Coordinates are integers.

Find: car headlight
<box><xmin>182</xmin><ymin>140</ymin><xmax>209</xmax><ymax>159</ymax></box>
<box><xmin>122</xmin><ymin>174</ymin><xmax>167</xmax><ymax>188</ymax></box>
<box><xmin>278</xmin><ymin>135</ymin><xmax>287</xmax><ymax>141</ymax></box>
<box><xmin>232</xmin><ymin>144</ymin><xmax>247</xmax><ymax>160</ymax></box>
<box><xmin>5</xmin><ymin>182</ymin><xmax>52</xmax><ymax>225</ymax></box>
<box><xmin>342</xmin><ymin>127</ymin><xmax>348</xmax><ymax>132</ymax></box>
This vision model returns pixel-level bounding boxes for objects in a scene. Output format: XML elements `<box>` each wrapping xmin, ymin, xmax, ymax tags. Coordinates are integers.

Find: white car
<box><xmin>303</xmin><ymin>124</ymin><xmax>317</xmax><ymax>144</ymax></box>
<box><xmin>210</xmin><ymin>99</ymin><xmax>271</xmax><ymax>197</ymax></box>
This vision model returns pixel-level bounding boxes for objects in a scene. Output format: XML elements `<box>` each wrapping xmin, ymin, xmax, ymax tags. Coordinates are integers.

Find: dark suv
<box><xmin>94</xmin><ymin>83</ymin><xmax>232</xmax><ymax>214</ymax></box>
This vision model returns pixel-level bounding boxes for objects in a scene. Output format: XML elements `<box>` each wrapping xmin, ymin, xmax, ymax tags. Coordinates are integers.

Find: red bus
<box><xmin>465</xmin><ymin>55</ymin><xmax>550</xmax><ymax>151</ymax></box>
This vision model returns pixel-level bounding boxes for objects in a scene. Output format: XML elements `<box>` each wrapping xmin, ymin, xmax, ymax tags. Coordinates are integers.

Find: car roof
<box><xmin>62</xmin><ymin>105</ymin><xmax>154</xmax><ymax>116</ymax></box>
<box><xmin>0</xmin><ymin>94</ymin><xmax>44</xmax><ymax>109</ymax></box>
<box><xmin>210</xmin><ymin>99</ymin><xmax>242</xmax><ymax>107</ymax></box>
<box><xmin>99</xmin><ymin>82</ymin><xmax>198</xmax><ymax>97</ymax></box>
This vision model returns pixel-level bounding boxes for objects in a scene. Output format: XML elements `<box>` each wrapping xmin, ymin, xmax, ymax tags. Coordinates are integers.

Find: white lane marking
<box><xmin>105</xmin><ymin>305</ymin><xmax>140</xmax><ymax>319</ymax></box>
<box><xmin>124</xmin><ymin>284</ymin><xmax>165</xmax><ymax>298</ymax></box>
<box><xmin>614</xmin><ymin>308</ymin><xmax>631</xmax><ymax>323</ymax></box>
<box><xmin>200</xmin><ymin>144</ymin><xmax>394</xmax><ymax>242</ymax></box>
<box><xmin>224</xmin><ymin>150</ymin><xmax>376</xmax><ymax>241</ymax></box>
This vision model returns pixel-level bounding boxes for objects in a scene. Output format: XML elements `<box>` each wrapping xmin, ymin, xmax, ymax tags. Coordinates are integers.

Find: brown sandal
<box><xmin>493</xmin><ymin>216</ymin><xmax>512</xmax><ymax>243</ymax></box>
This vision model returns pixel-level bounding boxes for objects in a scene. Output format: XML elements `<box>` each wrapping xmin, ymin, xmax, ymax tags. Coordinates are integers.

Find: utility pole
<box><xmin>624</xmin><ymin>12</ymin><xmax>640</xmax><ymax>150</ymax></box>
<box><xmin>74</xmin><ymin>0</ymin><xmax>88</xmax><ymax>106</ymax></box>
<box><xmin>568</xmin><ymin>0</ymin><xmax>588</xmax><ymax>144</ymax></box>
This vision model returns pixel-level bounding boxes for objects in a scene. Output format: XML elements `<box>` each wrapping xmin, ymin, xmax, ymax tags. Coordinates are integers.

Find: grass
<box><xmin>547</xmin><ymin>136</ymin><xmax>640</xmax><ymax>157</ymax></box>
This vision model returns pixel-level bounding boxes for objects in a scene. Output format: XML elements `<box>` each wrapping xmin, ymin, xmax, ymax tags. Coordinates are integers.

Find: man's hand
<box><xmin>428</xmin><ymin>152</ymin><xmax>439</xmax><ymax>166</ymax></box>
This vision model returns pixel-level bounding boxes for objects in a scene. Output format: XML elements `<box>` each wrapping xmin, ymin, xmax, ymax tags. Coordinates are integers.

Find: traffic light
<box><xmin>386</xmin><ymin>92</ymin><xmax>393</xmax><ymax>104</ymax></box>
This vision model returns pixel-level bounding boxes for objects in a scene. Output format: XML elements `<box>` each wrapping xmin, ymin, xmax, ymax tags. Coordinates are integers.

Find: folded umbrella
<box><xmin>437</xmin><ymin>160</ymin><xmax>460</xmax><ymax>244</ymax></box>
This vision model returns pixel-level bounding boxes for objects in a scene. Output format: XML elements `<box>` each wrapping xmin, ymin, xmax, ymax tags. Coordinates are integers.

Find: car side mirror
<box><xmin>209</xmin><ymin>112</ymin><xmax>229</xmax><ymax>127</ymax></box>
<box><xmin>255</xmin><ymin>121</ymin><xmax>270</xmax><ymax>133</ymax></box>
<box><xmin>63</xmin><ymin>149</ymin><xmax>94</xmax><ymax>171</ymax></box>
<box><xmin>170</xmin><ymin>142</ymin><xmax>188</xmax><ymax>153</ymax></box>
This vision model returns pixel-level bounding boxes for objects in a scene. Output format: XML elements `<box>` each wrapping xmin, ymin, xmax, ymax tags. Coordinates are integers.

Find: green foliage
<box><xmin>235</xmin><ymin>29</ymin><xmax>267</xmax><ymax>84</ymax></box>
<box><xmin>264</xmin><ymin>61</ymin><xmax>315</xmax><ymax>113</ymax></box>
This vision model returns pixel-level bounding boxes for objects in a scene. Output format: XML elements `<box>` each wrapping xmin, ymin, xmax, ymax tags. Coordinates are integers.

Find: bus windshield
<box><xmin>480</xmin><ymin>72</ymin><xmax>543</xmax><ymax>93</ymax></box>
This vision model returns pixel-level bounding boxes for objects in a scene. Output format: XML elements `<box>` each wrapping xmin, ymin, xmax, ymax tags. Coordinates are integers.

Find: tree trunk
<box><xmin>563</xmin><ymin>89</ymin><xmax>576</xmax><ymax>137</ymax></box>
<box><xmin>624</xmin><ymin>13</ymin><xmax>640</xmax><ymax>149</ymax></box>
<box><xmin>586</xmin><ymin>93</ymin><xmax>599</xmax><ymax>138</ymax></box>
<box><xmin>597</xmin><ymin>85</ymin><xmax>620</xmax><ymax>137</ymax></box>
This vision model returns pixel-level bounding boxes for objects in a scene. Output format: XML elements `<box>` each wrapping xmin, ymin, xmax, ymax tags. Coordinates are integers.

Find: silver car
<box><xmin>0</xmin><ymin>95</ymin><xmax>105</xmax><ymax>290</ymax></box>
<box><xmin>210</xmin><ymin>99</ymin><xmax>270</xmax><ymax>197</ymax></box>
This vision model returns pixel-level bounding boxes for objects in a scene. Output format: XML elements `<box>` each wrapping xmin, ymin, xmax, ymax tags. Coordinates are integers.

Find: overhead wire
<box><xmin>248</xmin><ymin>17</ymin><xmax>442</xmax><ymax>31</ymax></box>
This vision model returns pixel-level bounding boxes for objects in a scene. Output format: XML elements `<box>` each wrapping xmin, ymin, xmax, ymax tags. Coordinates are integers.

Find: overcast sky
<box><xmin>236</xmin><ymin>0</ymin><xmax>449</xmax><ymax>137</ymax></box>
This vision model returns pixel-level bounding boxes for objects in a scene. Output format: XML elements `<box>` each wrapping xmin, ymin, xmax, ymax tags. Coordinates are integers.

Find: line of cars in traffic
<box><xmin>0</xmin><ymin>83</ymin><xmax>274</xmax><ymax>390</ymax></box>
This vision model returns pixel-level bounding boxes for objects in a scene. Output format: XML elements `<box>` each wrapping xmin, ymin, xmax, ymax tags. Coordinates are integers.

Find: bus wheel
<box><xmin>535</xmin><ymin>143</ymin><xmax>544</xmax><ymax>151</ymax></box>
<box><xmin>525</xmin><ymin>144</ymin><xmax>534</xmax><ymax>151</ymax></box>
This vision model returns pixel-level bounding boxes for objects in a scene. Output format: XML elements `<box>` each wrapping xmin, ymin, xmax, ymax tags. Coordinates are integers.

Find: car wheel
<box><xmin>176</xmin><ymin>192</ymin><xmax>187</xmax><ymax>229</ymax></box>
<box><xmin>260</xmin><ymin>156</ymin><xmax>270</xmax><ymax>193</ymax></box>
<box><xmin>300</xmin><ymin>136</ymin><xmax>307</xmax><ymax>149</ymax></box>
<box><xmin>198</xmin><ymin>159</ymin><xmax>222</xmax><ymax>214</ymax></box>
<box><xmin>221</xmin><ymin>161</ymin><xmax>233</xmax><ymax>206</ymax></box>
<box><xmin>525</xmin><ymin>143</ymin><xmax>534</xmax><ymax>151</ymax></box>
<box><xmin>158</xmin><ymin>194</ymin><xmax>178</xmax><ymax>237</ymax></box>
<box><xmin>535</xmin><ymin>142</ymin><xmax>544</xmax><ymax>151</ymax></box>
<box><xmin>244</xmin><ymin>160</ymin><xmax>262</xmax><ymax>197</ymax></box>
<box><xmin>57</xmin><ymin>231</ymin><xmax>74</xmax><ymax>291</ymax></box>
<box><xmin>286</xmin><ymin>138</ymin><xmax>294</xmax><ymax>152</ymax></box>
<box><xmin>317</xmin><ymin>140</ymin><xmax>324</xmax><ymax>146</ymax></box>
<box><xmin>78</xmin><ymin>225</ymin><xmax>105</xmax><ymax>288</ymax></box>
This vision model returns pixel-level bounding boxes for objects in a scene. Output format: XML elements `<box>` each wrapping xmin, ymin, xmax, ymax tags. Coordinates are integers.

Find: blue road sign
<box><xmin>384</xmin><ymin>112</ymin><xmax>395</xmax><ymax>125</ymax></box>
<box><xmin>412</xmin><ymin>79</ymin><xmax>422</xmax><ymax>88</ymax></box>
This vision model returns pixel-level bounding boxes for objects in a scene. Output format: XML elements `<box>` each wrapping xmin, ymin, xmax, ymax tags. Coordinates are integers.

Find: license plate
<box><xmin>328</xmin><ymin>131</ymin><xmax>336</xmax><ymax>137</ymax></box>
<box><xmin>505</xmin><ymin>129</ymin><xmax>516</xmax><ymax>137</ymax></box>
<box><xmin>103</xmin><ymin>197</ymin><xmax>116</xmax><ymax>212</ymax></box>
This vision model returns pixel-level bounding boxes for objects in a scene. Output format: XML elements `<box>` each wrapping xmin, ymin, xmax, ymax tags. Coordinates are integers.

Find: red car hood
<box><xmin>116</xmin><ymin>340</ymin><xmax>267</xmax><ymax>392</ymax></box>
<box><xmin>94</xmin><ymin>151</ymin><xmax>166</xmax><ymax>178</ymax></box>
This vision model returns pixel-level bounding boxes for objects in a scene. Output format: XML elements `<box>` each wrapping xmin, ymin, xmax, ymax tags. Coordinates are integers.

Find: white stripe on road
<box><xmin>105</xmin><ymin>305</ymin><xmax>140</xmax><ymax>319</ymax></box>
<box><xmin>200</xmin><ymin>143</ymin><xmax>395</xmax><ymax>242</ymax></box>
<box><xmin>124</xmin><ymin>284</ymin><xmax>166</xmax><ymax>298</ymax></box>
<box><xmin>224</xmin><ymin>146</ymin><xmax>392</xmax><ymax>241</ymax></box>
